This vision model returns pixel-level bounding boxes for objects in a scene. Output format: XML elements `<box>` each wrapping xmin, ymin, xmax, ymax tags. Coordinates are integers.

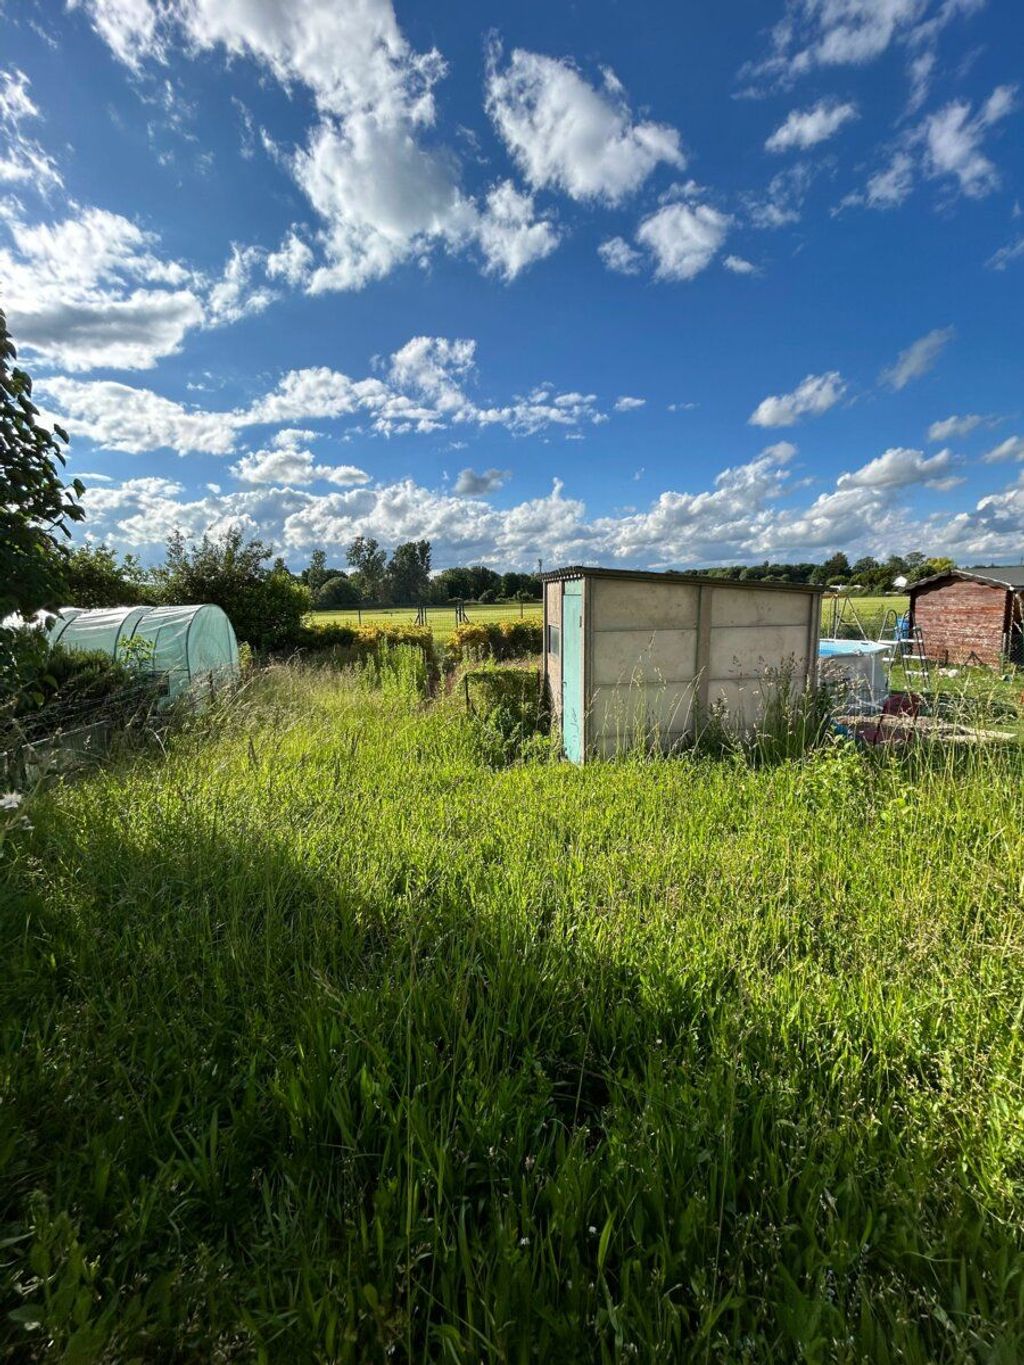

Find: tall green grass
<box><xmin>2</xmin><ymin>666</ymin><xmax>1024</xmax><ymax>1360</ymax></box>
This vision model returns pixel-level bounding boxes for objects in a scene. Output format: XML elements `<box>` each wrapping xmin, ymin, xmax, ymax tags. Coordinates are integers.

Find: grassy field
<box><xmin>312</xmin><ymin>601</ymin><xmax>543</xmax><ymax>630</ymax></box>
<box><xmin>3</xmin><ymin>661</ymin><xmax>1024</xmax><ymax>1359</ymax></box>
<box><xmin>310</xmin><ymin>593</ymin><xmax>909</xmax><ymax>639</ymax></box>
<box><xmin>822</xmin><ymin>593</ymin><xmax>908</xmax><ymax>639</ymax></box>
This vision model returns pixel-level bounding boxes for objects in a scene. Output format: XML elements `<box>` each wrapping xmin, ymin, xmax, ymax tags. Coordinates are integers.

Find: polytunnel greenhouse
<box><xmin>46</xmin><ymin>605</ymin><xmax>239</xmax><ymax>699</ymax></box>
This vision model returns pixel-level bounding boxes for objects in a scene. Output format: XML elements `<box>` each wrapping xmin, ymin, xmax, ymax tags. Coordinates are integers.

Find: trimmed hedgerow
<box><xmin>445</xmin><ymin>618</ymin><xmax>543</xmax><ymax>665</ymax></box>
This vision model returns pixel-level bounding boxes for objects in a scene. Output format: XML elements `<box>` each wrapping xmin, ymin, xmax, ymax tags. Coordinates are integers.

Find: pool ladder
<box><xmin>878</xmin><ymin>611</ymin><xmax>931</xmax><ymax>690</ymax></box>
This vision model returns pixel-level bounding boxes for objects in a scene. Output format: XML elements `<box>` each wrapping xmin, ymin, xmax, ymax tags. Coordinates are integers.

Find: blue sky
<box><xmin>2</xmin><ymin>0</ymin><xmax>1022</xmax><ymax>570</ymax></box>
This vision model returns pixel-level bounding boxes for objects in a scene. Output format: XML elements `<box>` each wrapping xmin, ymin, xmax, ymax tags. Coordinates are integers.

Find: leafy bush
<box><xmin>445</xmin><ymin>618</ymin><xmax>543</xmax><ymax>664</ymax></box>
<box><xmin>462</xmin><ymin>664</ymin><xmax>549</xmax><ymax>765</ymax></box>
<box><xmin>289</xmin><ymin>623</ymin><xmax>358</xmax><ymax>653</ymax></box>
<box><xmin>312</xmin><ymin>574</ymin><xmax>360</xmax><ymax>609</ymax></box>
<box><xmin>36</xmin><ymin>647</ymin><xmax>142</xmax><ymax>712</ymax></box>
<box><xmin>2</xmin><ymin>646</ymin><xmax>164</xmax><ymax>761</ymax></box>
<box><xmin>0</xmin><ymin>626</ymin><xmax>50</xmax><ymax>716</ymax></box>
<box><xmin>156</xmin><ymin>528</ymin><xmax>311</xmax><ymax>653</ymax></box>
<box><xmin>64</xmin><ymin>544</ymin><xmax>149</xmax><ymax>608</ymax></box>
<box><xmin>463</xmin><ymin>665</ymin><xmax>542</xmax><ymax>721</ymax></box>
<box><xmin>358</xmin><ymin>642</ymin><xmax>429</xmax><ymax>701</ymax></box>
<box><xmin>353</xmin><ymin>624</ymin><xmax>433</xmax><ymax>659</ymax></box>
<box><xmin>284</xmin><ymin>623</ymin><xmax>436</xmax><ymax>685</ymax></box>
<box><xmin>1</xmin><ymin>308</ymin><xmax>83</xmax><ymax>713</ymax></box>
<box><xmin>0</xmin><ymin>307</ymin><xmax>83</xmax><ymax>623</ymax></box>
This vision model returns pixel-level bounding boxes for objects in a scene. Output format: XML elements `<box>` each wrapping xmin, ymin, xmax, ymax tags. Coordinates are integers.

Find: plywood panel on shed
<box><xmin>589</xmin><ymin>681</ymin><xmax>698</xmax><ymax>754</ymax></box>
<box><xmin>708</xmin><ymin>624</ymin><xmax>812</xmax><ymax>679</ymax></box>
<box><xmin>590</xmin><ymin>577</ymin><xmax>700</xmax><ymax>630</ymax></box>
<box><xmin>705</xmin><ymin>676</ymin><xmax>798</xmax><ymax>727</ymax></box>
<box><xmin>591</xmin><ymin>627</ymin><xmax>698</xmax><ymax>686</ymax></box>
<box><xmin>710</xmin><ymin>588</ymin><xmax>812</xmax><ymax>629</ymax></box>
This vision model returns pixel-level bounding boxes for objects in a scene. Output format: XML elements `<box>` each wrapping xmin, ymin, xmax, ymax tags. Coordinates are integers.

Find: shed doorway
<box><xmin>561</xmin><ymin>580</ymin><xmax>584</xmax><ymax>763</ymax></box>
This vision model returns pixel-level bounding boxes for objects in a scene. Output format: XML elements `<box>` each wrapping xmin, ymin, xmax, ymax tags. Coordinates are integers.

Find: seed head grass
<box><xmin>2</xmin><ymin>664</ymin><xmax>1023</xmax><ymax>1360</ymax></box>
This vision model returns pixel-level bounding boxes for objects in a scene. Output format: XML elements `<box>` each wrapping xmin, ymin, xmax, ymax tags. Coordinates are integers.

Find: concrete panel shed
<box><xmin>909</xmin><ymin>567</ymin><xmax>1024</xmax><ymax>667</ymax></box>
<box><xmin>542</xmin><ymin>567</ymin><xmax>823</xmax><ymax>761</ymax></box>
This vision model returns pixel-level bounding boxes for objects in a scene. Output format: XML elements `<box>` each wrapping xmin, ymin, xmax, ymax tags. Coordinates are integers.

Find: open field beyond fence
<box><xmin>2</xmin><ymin>661</ymin><xmax>1024</xmax><ymax>1359</ymax></box>
<box><xmin>312</xmin><ymin>600</ymin><xmax>544</xmax><ymax>629</ymax></box>
<box><xmin>310</xmin><ymin>593</ymin><xmax>910</xmax><ymax>639</ymax></box>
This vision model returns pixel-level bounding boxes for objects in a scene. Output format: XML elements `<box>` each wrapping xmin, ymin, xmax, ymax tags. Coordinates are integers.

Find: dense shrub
<box><xmin>288</xmin><ymin>623</ymin><xmax>358</xmax><ymax>653</ymax></box>
<box><xmin>357</xmin><ymin>641</ymin><xmax>429</xmax><ymax>701</ymax></box>
<box><xmin>463</xmin><ymin>665</ymin><xmax>541</xmax><ymax>718</ymax></box>
<box><xmin>156</xmin><ymin>529</ymin><xmax>310</xmax><ymax>653</ymax></box>
<box><xmin>287</xmin><ymin>621</ymin><xmax>436</xmax><ymax>674</ymax></box>
<box><xmin>462</xmin><ymin>664</ymin><xmax>548</xmax><ymax>765</ymax></box>
<box><xmin>445</xmin><ymin>618</ymin><xmax>543</xmax><ymax>664</ymax></box>
<box><xmin>312</xmin><ymin>573</ymin><xmax>360</xmax><ymax>609</ymax></box>
<box><xmin>2</xmin><ymin>647</ymin><xmax>163</xmax><ymax>757</ymax></box>
<box><xmin>64</xmin><ymin>544</ymin><xmax>149</xmax><ymax>608</ymax></box>
<box><xmin>354</xmin><ymin>623</ymin><xmax>433</xmax><ymax>657</ymax></box>
<box><xmin>0</xmin><ymin>626</ymin><xmax>50</xmax><ymax>715</ymax></box>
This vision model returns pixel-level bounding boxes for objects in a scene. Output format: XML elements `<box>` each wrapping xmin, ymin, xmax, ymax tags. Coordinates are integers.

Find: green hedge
<box><xmin>445</xmin><ymin>619</ymin><xmax>543</xmax><ymax>664</ymax></box>
<box><xmin>299</xmin><ymin>618</ymin><xmax>542</xmax><ymax>671</ymax></box>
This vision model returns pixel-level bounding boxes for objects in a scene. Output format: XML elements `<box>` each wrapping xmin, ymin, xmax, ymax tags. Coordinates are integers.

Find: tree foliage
<box><xmin>1</xmin><ymin>307</ymin><xmax>87</xmax><ymax>708</ymax></box>
<box><xmin>0</xmin><ymin>307</ymin><xmax>84</xmax><ymax>618</ymax></box>
<box><xmin>155</xmin><ymin>527</ymin><xmax>310</xmax><ymax>652</ymax></box>
<box><xmin>313</xmin><ymin>573</ymin><xmax>361</xmax><ymax>609</ymax></box>
<box><xmin>387</xmin><ymin>540</ymin><xmax>431</xmax><ymax>603</ymax></box>
<box><xmin>64</xmin><ymin>544</ymin><xmax>148</xmax><ymax>608</ymax></box>
<box><xmin>346</xmin><ymin>535</ymin><xmax>389</xmax><ymax>602</ymax></box>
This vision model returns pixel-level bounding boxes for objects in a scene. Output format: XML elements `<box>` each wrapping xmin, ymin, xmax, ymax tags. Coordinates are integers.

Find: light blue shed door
<box><xmin>561</xmin><ymin>581</ymin><xmax>583</xmax><ymax>763</ymax></box>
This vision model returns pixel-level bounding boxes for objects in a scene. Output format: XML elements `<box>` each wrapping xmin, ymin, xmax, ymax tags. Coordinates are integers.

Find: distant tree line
<box><xmin>686</xmin><ymin>550</ymin><xmax>956</xmax><ymax>592</ymax></box>
<box><xmin>297</xmin><ymin>539</ymin><xmax>542</xmax><ymax>609</ymax></box>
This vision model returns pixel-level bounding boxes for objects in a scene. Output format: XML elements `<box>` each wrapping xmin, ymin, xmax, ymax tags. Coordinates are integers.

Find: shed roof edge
<box><xmin>540</xmin><ymin>565</ymin><xmax>824</xmax><ymax>594</ymax></box>
<box><xmin>909</xmin><ymin>569</ymin><xmax>1024</xmax><ymax>593</ymax></box>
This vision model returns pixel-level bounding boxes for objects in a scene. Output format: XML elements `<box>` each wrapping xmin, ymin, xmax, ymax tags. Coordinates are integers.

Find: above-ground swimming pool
<box><xmin>818</xmin><ymin>638</ymin><xmax>891</xmax><ymax>709</ymax></box>
<box><xmin>818</xmin><ymin>639</ymin><xmax>891</xmax><ymax>658</ymax></box>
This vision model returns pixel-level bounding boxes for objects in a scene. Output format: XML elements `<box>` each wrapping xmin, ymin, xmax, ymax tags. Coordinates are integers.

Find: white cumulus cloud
<box><xmin>485</xmin><ymin>47</ymin><xmax>684</xmax><ymax>204</ymax></box>
<box><xmin>749</xmin><ymin>371</ymin><xmax>846</xmax><ymax>427</ymax></box>
<box><xmin>598</xmin><ymin>236</ymin><xmax>643</xmax><ymax>274</ymax></box>
<box><xmin>38</xmin><ymin>335</ymin><xmax>614</xmax><ymax>454</ymax></box>
<box><xmin>927</xmin><ymin>413</ymin><xmax>985</xmax><ymax>442</ymax></box>
<box><xmin>75</xmin><ymin>0</ymin><xmax>561</xmax><ymax>292</ymax></box>
<box><xmin>231</xmin><ymin>440</ymin><xmax>369</xmax><ymax>486</ymax></box>
<box><xmin>765</xmin><ymin>99</ymin><xmax>858</xmax><ymax>153</ymax></box>
<box><xmin>879</xmin><ymin>325</ymin><xmax>954</xmax><ymax>390</ymax></box>
<box><xmin>635</xmin><ymin>203</ymin><xmax>731</xmax><ymax>282</ymax></box>
<box><xmin>837</xmin><ymin>445</ymin><xmax>959</xmax><ymax>490</ymax></box>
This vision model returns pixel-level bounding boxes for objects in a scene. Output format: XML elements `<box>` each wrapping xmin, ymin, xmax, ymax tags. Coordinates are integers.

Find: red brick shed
<box><xmin>909</xmin><ymin>567</ymin><xmax>1024</xmax><ymax>666</ymax></box>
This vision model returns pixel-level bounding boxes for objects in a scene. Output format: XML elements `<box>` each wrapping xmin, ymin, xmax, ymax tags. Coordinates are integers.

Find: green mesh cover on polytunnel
<box><xmin>46</xmin><ymin>604</ymin><xmax>239</xmax><ymax>698</ymax></box>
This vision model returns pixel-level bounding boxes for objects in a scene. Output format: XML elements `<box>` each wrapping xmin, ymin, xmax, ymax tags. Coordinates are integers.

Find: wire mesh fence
<box><xmin>310</xmin><ymin>601</ymin><xmax>543</xmax><ymax>630</ymax></box>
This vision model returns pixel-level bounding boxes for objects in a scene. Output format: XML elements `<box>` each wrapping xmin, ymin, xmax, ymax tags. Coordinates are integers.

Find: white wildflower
<box><xmin>0</xmin><ymin>792</ymin><xmax>24</xmax><ymax>811</ymax></box>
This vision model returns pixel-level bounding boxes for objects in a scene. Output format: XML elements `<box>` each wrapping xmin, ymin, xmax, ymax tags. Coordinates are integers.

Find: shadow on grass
<box><xmin>2</xmin><ymin>800</ymin><xmax>1021</xmax><ymax>1363</ymax></box>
